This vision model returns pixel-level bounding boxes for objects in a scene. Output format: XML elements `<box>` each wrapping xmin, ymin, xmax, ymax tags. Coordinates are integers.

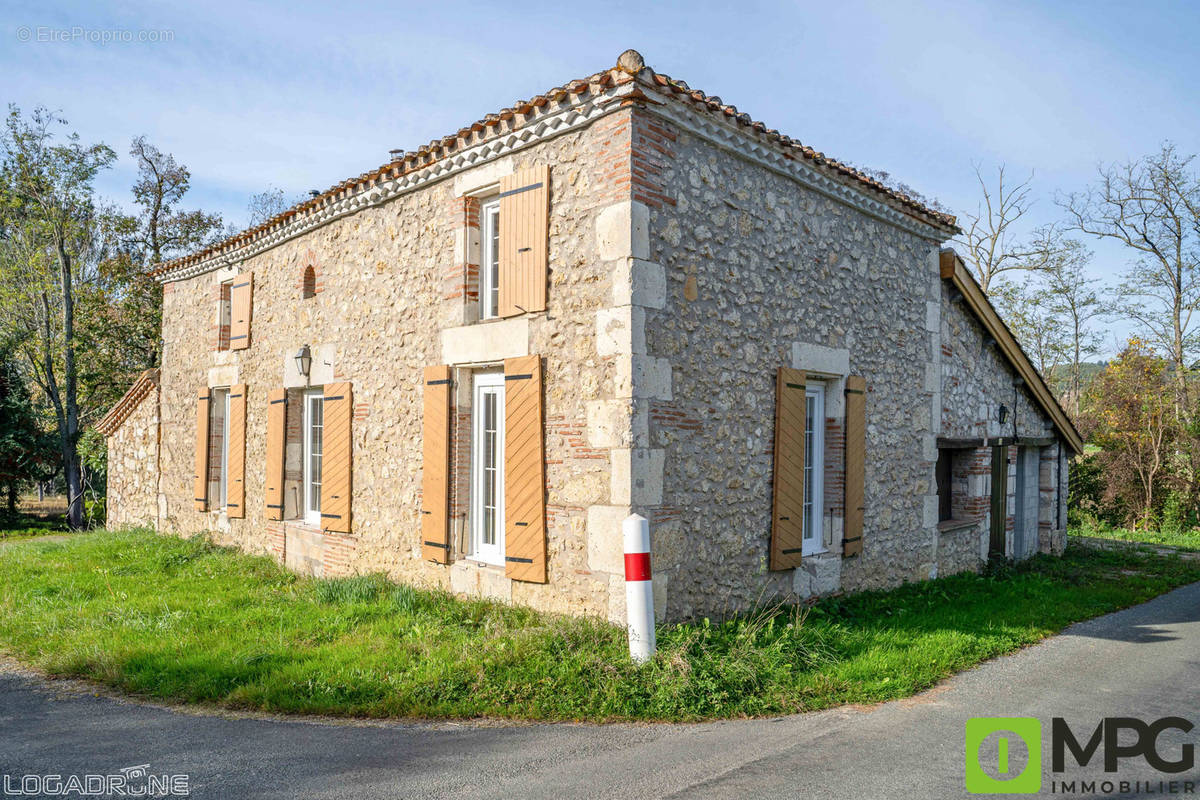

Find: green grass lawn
<box><xmin>0</xmin><ymin>528</ymin><xmax>1197</xmax><ymax>722</ymax></box>
<box><xmin>1073</xmin><ymin>523</ymin><xmax>1200</xmax><ymax>551</ymax></box>
<box><xmin>0</xmin><ymin>515</ymin><xmax>69</xmax><ymax>542</ymax></box>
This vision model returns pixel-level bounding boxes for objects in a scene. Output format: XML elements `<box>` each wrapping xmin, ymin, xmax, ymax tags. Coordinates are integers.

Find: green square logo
<box><xmin>965</xmin><ymin>717</ymin><xmax>1042</xmax><ymax>794</ymax></box>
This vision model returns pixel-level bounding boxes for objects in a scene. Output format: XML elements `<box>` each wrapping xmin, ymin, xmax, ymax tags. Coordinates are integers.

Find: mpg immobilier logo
<box><xmin>966</xmin><ymin>716</ymin><xmax>1196</xmax><ymax>795</ymax></box>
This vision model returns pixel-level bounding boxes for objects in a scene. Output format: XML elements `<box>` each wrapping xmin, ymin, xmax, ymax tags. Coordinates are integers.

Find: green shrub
<box><xmin>83</xmin><ymin>496</ymin><xmax>106</xmax><ymax>528</ymax></box>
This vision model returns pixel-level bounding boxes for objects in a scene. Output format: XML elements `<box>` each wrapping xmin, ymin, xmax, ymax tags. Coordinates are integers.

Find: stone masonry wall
<box><xmin>940</xmin><ymin>279</ymin><xmax>1068</xmax><ymax>564</ymax></box>
<box><xmin>106</xmin><ymin>385</ymin><xmax>159</xmax><ymax>529</ymax></box>
<box><xmin>140</xmin><ymin>85</ymin><xmax>1071</xmax><ymax>624</ymax></box>
<box><xmin>157</xmin><ymin>108</ymin><xmax>641</xmax><ymax>620</ymax></box>
<box><xmin>636</xmin><ymin>105</ymin><xmax>1068</xmax><ymax>619</ymax></box>
<box><xmin>638</xmin><ymin>107</ymin><xmax>949</xmax><ymax>620</ymax></box>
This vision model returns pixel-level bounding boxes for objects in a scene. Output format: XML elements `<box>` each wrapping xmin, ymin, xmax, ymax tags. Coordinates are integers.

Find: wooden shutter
<box><xmin>193</xmin><ymin>388</ymin><xmax>211</xmax><ymax>511</ymax></box>
<box><xmin>770</xmin><ymin>368</ymin><xmax>806</xmax><ymax>570</ymax></box>
<box><xmin>265</xmin><ymin>388</ymin><xmax>287</xmax><ymax>520</ymax></box>
<box><xmin>503</xmin><ymin>355</ymin><xmax>547</xmax><ymax>582</ymax></box>
<box><xmin>843</xmin><ymin>375</ymin><xmax>866</xmax><ymax>557</ymax></box>
<box><xmin>498</xmin><ymin>165</ymin><xmax>549</xmax><ymax>318</ymax></box>
<box><xmin>229</xmin><ymin>273</ymin><xmax>254</xmax><ymax>350</ymax></box>
<box><xmin>421</xmin><ymin>365</ymin><xmax>453</xmax><ymax>563</ymax></box>
<box><xmin>226</xmin><ymin>384</ymin><xmax>247</xmax><ymax>518</ymax></box>
<box><xmin>321</xmin><ymin>382</ymin><xmax>353</xmax><ymax>533</ymax></box>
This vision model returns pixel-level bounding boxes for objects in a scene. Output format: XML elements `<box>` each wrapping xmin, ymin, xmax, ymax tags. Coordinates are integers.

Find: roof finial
<box><xmin>616</xmin><ymin>49</ymin><xmax>645</xmax><ymax>74</ymax></box>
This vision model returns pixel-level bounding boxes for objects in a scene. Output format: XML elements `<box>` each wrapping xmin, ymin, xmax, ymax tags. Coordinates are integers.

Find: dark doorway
<box><xmin>989</xmin><ymin>445</ymin><xmax>1009</xmax><ymax>559</ymax></box>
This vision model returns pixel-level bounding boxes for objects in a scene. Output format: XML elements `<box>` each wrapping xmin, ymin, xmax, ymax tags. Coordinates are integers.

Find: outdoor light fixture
<box><xmin>998</xmin><ymin>404</ymin><xmax>1009</xmax><ymax>425</ymax></box>
<box><xmin>295</xmin><ymin>344</ymin><xmax>312</xmax><ymax>378</ymax></box>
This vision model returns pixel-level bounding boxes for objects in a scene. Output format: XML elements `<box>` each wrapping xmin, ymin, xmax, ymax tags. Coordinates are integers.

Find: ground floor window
<box><xmin>208</xmin><ymin>387</ymin><xmax>230</xmax><ymax>510</ymax></box>
<box><xmin>304</xmin><ymin>389</ymin><xmax>323</xmax><ymax>527</ymax></box>
<box><xmin>803</xmin><ymin>384</ymin><xmax>824</xmax><ymax>554</ymax></box>
<box><xmin>936</xmin><ymin>448</ymin><xmax>954</xmax><ymax>522</ymax></box>
<box><xmin>470</xmin><ymin>371</ymin><xmax>505</xmax><ymax>565</ymax></box>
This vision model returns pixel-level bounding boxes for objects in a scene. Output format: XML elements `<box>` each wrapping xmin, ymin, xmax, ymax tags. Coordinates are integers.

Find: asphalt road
<box><xmin>2</xmin><ymin>581</ymin><xmax>1199</xmax><ymax>799</ymax></box>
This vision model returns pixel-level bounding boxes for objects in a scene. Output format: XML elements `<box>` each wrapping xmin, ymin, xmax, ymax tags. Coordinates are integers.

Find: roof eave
<box><xmin>939</xmin><ymin>249</ymin><xmax>1084</xmax><ymax>455</ymax></box>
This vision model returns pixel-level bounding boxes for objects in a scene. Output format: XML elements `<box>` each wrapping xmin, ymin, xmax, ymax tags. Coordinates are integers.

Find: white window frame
<box><xmin>480</xmin><ymin>199</ymin><xmax>501</xmax><ymax>320</ymax></box>
<box><xmin>803</xmin><ymin>384</ymin><xmax>825</xmax><ymax>555</ymax></box>
<box><xmin>303</xmin><ymin>389</ymin><xmax>324</xmax><ymax>527</ymax></box>
<box><xmin>469</xmin><ymin>372</ymin><xmax>506</xmax><ymax>565</ymax></box>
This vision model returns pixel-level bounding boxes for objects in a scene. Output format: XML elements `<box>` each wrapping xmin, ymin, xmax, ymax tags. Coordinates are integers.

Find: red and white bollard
<box><xmin>623</xmin><ymin>513</ymin><xmax>656</xmax><ymax>663</ymax></box>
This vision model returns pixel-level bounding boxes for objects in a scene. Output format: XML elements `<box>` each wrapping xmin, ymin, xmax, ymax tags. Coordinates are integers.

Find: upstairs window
<box><xmin>217</xmin><ymin>281</ymin><xmax>232</xmax><ymax>351</ymax></box>
<box><xmin>480</xmin><ymin>199</ymin><xmax>500</xmax><ymax>319</ymax></box>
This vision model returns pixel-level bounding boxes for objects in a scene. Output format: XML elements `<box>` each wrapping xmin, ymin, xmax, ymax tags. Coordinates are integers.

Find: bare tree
<box><xmin>1041</xmin><ymin>239</ymin><xmax>1104</xmax><ymax>413</ymax></box>
<box><xmin>247</xmin><ymin>186</ymin><xmax>294</xmax><ymax>227</ymax></box>
<box><xmin>1062</xmin><ymin>143</ymin><xmax>1200</xmax><ymax>415</ymax></box>
<box><xmin>959</xmin><ymin>164</ymin><xmax>1061</xmax><ymax>293</ymax></box>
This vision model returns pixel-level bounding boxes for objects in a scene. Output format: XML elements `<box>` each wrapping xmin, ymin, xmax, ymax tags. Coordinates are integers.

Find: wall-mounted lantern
<box><xmin>998</xmin><ymin>404</ymin><xmax>1009</xmax><ymax>425</ymax></box>
<box><xmin>295</xmin><ymin>344</ymin><xmax>312</xmax><ymax>379</ymax></box>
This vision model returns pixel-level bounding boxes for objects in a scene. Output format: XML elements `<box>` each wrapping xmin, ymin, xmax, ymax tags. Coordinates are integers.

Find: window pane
<box><xmin>804</xmin><ymin>395</ymin><xmax>815</xmax><ymax>541</ymax></box>
<box><xmin>309</xmin><ymin>396</ymin><xmax>323</xmax><ymax>516</ymax></box>
<box><xmin>482</xmin><ymin>392</ymin><xmax>497</xmax><ymax>545</ymax></box>
<box><xmin>490</xmin><ymin>209</ymin><xmax>500</xmax><ymax>317</ymax></box>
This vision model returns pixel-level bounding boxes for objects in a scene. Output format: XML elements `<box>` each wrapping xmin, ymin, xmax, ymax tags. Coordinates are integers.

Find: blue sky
<box><xmin>4</xmin><ymin>0</ymin><xmax>1198</xmax><ymax>354</ymax></box>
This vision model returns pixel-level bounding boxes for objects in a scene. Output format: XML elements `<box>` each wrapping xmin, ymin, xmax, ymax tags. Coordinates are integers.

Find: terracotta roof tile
<box><xmin>152</xmin><ymin>51</ymin><xmax>955</xmax><ymax>279</ymax></box>
<box><xmin>96</xmin><ymin>369</ymin><xmax>159</xmax><ymax>436</ymax></box>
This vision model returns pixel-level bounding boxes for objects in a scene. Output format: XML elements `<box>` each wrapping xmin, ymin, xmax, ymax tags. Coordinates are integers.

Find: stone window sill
<box><xmin>458</xmin><ymin>557</ymin><xmax>507</xmax><ymax>573</ymax></box>
<box><xmin>937</xmin><ymin>518</ymin><xmax>979</xmax><ymax>533</ymax></box>
<box><xmin>282</xmin><ymin>519</ymin><xmax>323</xmax><ymax>534</ymax></box>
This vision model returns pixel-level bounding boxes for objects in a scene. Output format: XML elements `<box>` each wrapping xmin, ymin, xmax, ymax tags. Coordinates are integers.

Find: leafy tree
<box><xmin>1080</xmin><ymin>339</ymin><xmax>1176</xmax><ymax>526</ymax></box>
<box><xmin>101</xmin><ymin>137</ymin><xmax>224</xmax><ymax>373</ymax></box>
<box><xmin>0</xmin><ymin>352</ymin><xmax>53</xmax><ymax>513</ymax></box>
<box><xmin>0</xmin><ymin>105</ymin><xmax>118</xmax><ymax>529</ymax></box>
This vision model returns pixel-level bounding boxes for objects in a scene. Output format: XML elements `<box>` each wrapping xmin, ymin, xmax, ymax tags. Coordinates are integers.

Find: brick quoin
<box><xmin>630</xmin><ymin>112</ymin><xmax>677</xmax><ymax>208</ymax></box>
<box><xmin>265</xmin><ymin>522</ymin><xmax>285</xmax><ymax>560</ymax></box>
<box><xmin>449</xmin><ymin>409</ymin><xmax>471</xmax><ymax>521</ymax></box>
<box><xmin>213</xmin><ymin>282</ymin><xmax>231</xmax><ymax>352</ymax></box>
<box><xmin>591</xmin><ymin>109</ymin><xmax>678</xmax><ymax>209</ymax></box>
<box><xmin>444</xmin><ymin>195</ymin><xmax>481</xmax><ymax>303</ymax></box>
<box><xmin>545</xmin><ymin>415</ymin><xmax>607</xmax><ymax>462</ymax></box>
<box><xmin>546</xmin><ymin>504</ymin><xmax>585</xmax><ymax>527</ymax></box>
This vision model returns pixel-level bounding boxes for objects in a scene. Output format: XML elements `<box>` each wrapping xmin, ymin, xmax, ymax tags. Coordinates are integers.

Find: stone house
<box><xmin>102</xmin><ymin>50</ymin><xmax>1081</xmax><ymax>622</ymax></box>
